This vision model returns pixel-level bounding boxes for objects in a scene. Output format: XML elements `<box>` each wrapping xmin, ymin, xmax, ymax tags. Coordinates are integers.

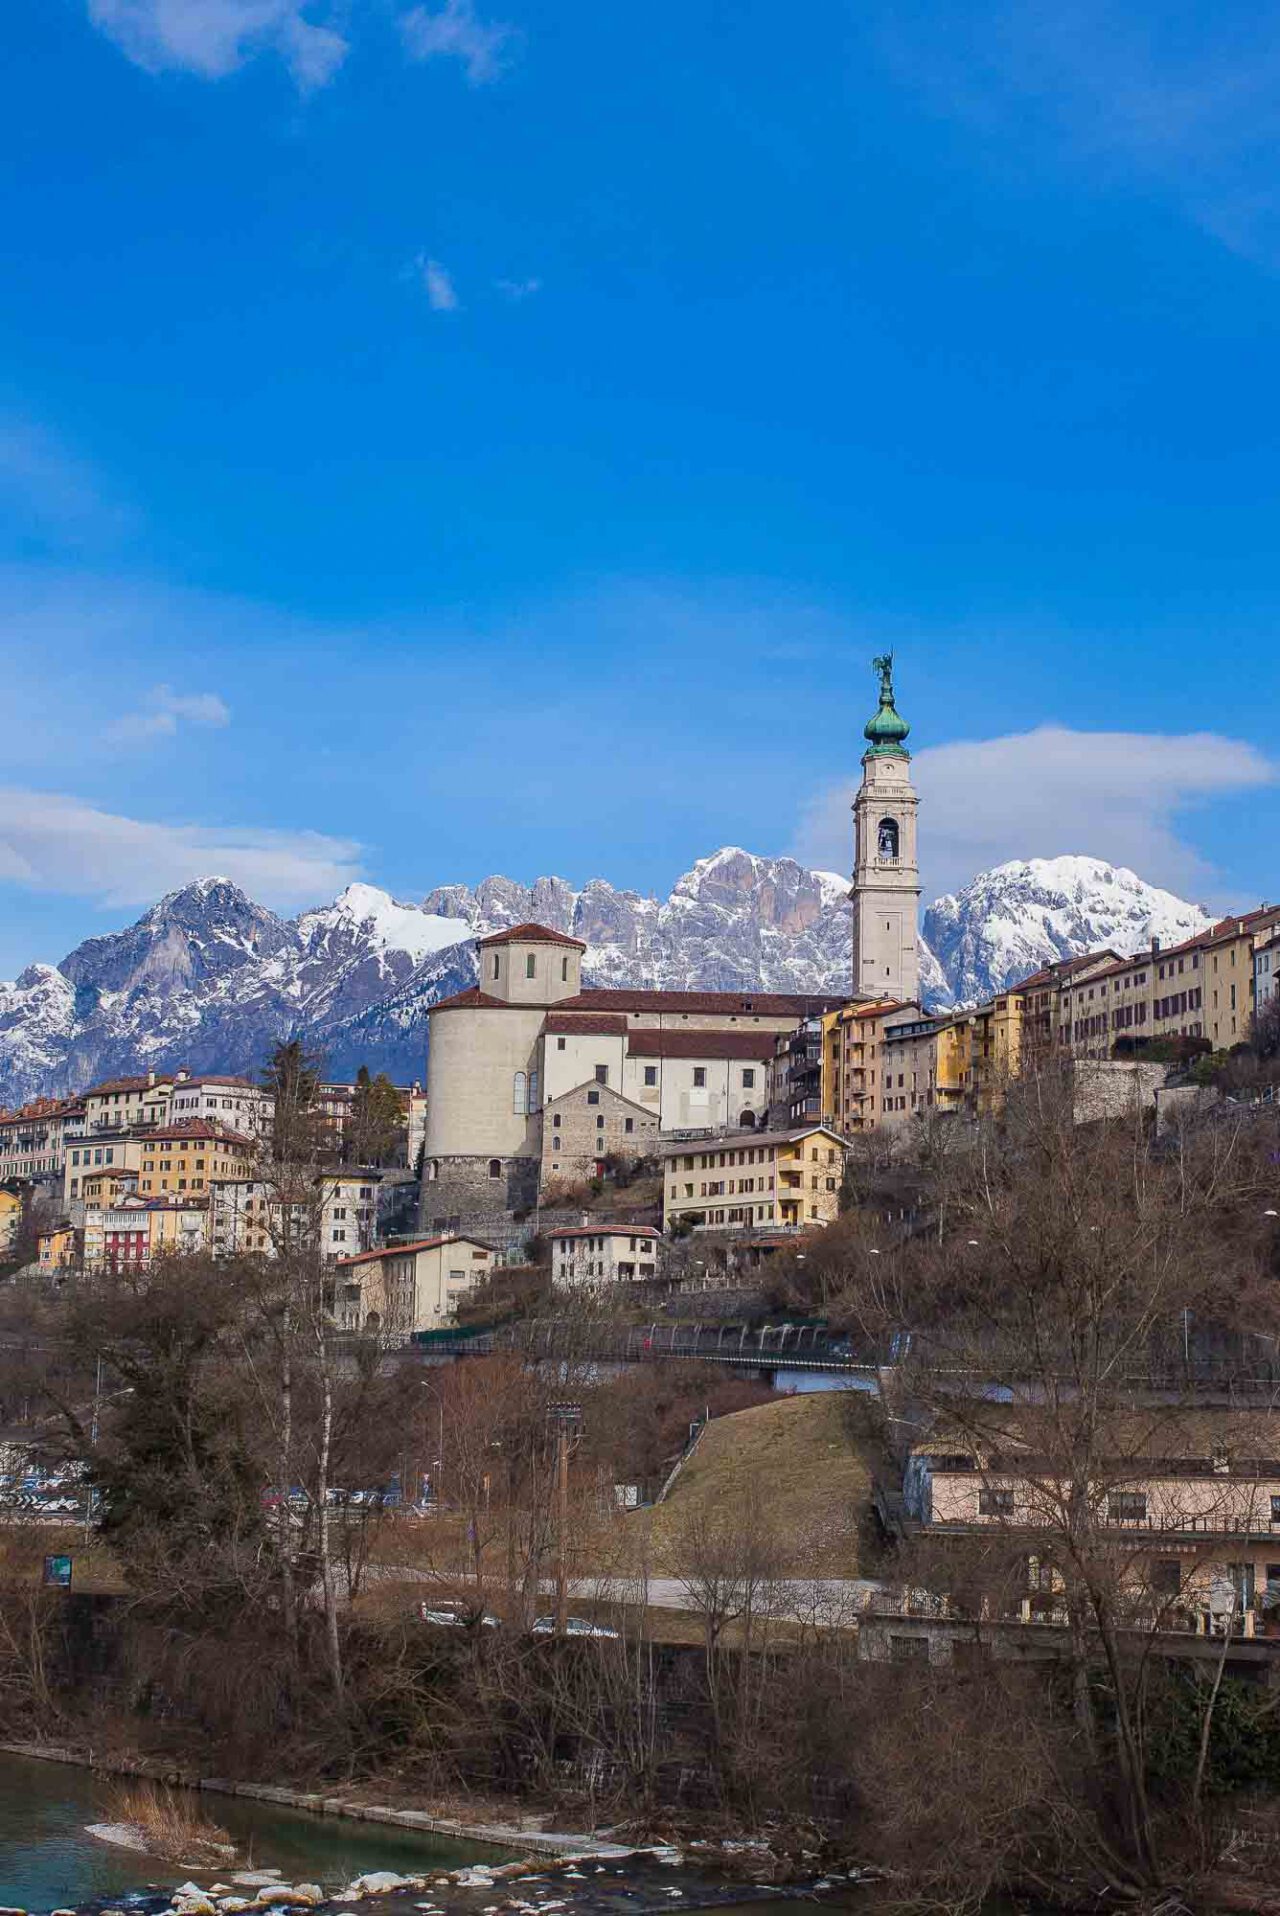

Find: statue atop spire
<box><xmin>863</xmin><ymin>651</ymin><xmax>910</xmax><ymax>756</ymax></box>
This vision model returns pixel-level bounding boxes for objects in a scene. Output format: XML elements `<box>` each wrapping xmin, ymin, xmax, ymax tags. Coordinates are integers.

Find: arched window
<box><xmin>739</xmin><ymin>1109</ymin><xmax>756</xmax><ymax>1129</ymax></box>
<box><xmin>488</xmin><ymin>1158</ymin><xmax>502</xmax><ymax>1180</ymax></box>
<box><xmin>513</xmin><ymin>1070</ymin><xmax>527</xmax><ymax>1114</ymax></box>
<box><xmin>425</xmin><ymin>1159</ymin><xmax>438</xmax><ymax>1182</ymax></box>
<box><xmin>877</xmin><ymin>817</ymin><xmax>900</xmax><ymax>860</ymax></box>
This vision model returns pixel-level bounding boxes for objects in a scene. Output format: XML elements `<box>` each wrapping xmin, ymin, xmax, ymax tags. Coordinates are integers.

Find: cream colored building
<box><xmin>166</xmin><ymin>1075</ymin><xmax>273</xmax><ymax>1138</ymax></box>
<box><xmin>82</xmin><ymin>1071</ymin><xmax>182</xmax><ymax>1135</ymax></box>
<box><xmin>661</xmin><ymin>1123</ymin><xmax>847</xmax><ymax>1231</ymax></box>
<box><xmin>549</xmin><ymin>1225</ymin><xmax>662</xmax><ymax>1286</ymax></box>
<box><xmin>421</xmin><ymin>921</ymin><xmax>839</xmax><ymax>1232</ymax></box>
<box><xmin>65</xmin><ymin>1133</ymin><xmax>144</xmax><ymax>1208</ymax></box>
<box><xmin>332</xmin><ymin>1234</ymin><xmax>495</xmax><ymax>1335</ymax></box>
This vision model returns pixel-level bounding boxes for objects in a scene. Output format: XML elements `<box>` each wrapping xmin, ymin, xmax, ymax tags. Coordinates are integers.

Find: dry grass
<box><xmin>639</xmin><ymin>1389</ymin><xmax>887</xmax><ymax>1575</ymax></box>
<box><xmin>100</xmin><ymin>1778</ymin><xmax>235</xmax><ymax>1865</ymax></box>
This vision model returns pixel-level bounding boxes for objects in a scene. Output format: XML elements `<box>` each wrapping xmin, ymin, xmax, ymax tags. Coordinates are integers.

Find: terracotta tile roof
<box><xmin>476</xmin><ymin>921</ymin><xmax>587</xmax><ymax>950</ymax></box>
<box><xmin>560</xmin><ymin>988</ymin><xmax>843</xmax><ymax>1017</ymax></box>
<box><xmin>431</xmin><ymin>985</ymin><xmax>514</xmax><ymax>1011</ymax></box>
<box><xmin>625</xmin><ymin>1030</ymin><xmax>777</xmax><ymax>1061</ymax></box>
<box><xmin>144</xmin><ymin>1120</ymin><xmax>254</xmax><ymax>1146</ymax></box>
<box><xmin>544</xmin><ymin>1011</ymin><xmax>630</xmax><ymax>1036</ymax></box>
<box><xmin>336</xmin><ymin>1235</ymin><xmax>494</xmax><ymax>1265</ymax></box>
<box><xmin>549</xmin><ymin>1225</ymin><xmax>662</xmax><ymax>1243</ymax></box>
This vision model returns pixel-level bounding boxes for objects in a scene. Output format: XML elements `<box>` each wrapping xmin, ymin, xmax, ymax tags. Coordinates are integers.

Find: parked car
<box><xmin>418</xmin><ymin>1600</ymin><xmax>501</xmax><ymax>1629</ymax></box>
<box><xmin>531</xmin><ymin>1615</ymin><xmax>620</xmax><ymax>1640</ymax></box>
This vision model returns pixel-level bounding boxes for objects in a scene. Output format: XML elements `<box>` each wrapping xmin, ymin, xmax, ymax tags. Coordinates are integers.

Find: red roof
<box><xmin>476</xmin><ymin>922</ymin><xmax>586</xmax><ymax>950</ymax></box>
<box><xmin>561</xmin><ymin>988</ymin><xmax>843</xmax><ymax>1016</ymax></box>
<box><xmin>626</xmin><ymin>1030</ymin><xmax>776</xmax><ymax>1061</ymax></box>
<box><xmin>550</xmin><ymin>1225</ymin><xmax>662</xmax><ymax>1243</ymax></box>
<box><xmin>431</xmin><ymin>985</ymin><xmax>515</xmax><ymax>1012</ymax></box>
<box><xmin>144</xmin><ymin>1120</ymin><xmax>254</xmax><ymax>1146</ymax></box>
<box><xmin>336</xmin><ymin>1235</ymin><xmax>494</xmax><ymax>1265</ymax></box>
<box><xmin>172</xmin><ymin>1074</ymin><xmax>260</xmax><ymax>1090</ymax></box>
<box><xmin>544</xmin><ymin>1011</ymin><xmax>629</xmax><ymax>1036</ymax></box>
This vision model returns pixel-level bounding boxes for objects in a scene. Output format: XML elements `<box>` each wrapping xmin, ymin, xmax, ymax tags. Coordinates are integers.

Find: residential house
<box><xmin>0</xmin><ymin>1097</ymin><xmax>85</xmax><ymax>1184</ymax></box>
<box><xmin>65</xmin><ymin>1134</ymin><xmax>145</xmax><ymax>1209</ymax></box>
<box><xmin>549</xmin><ymin>1225</ymin><xmax>662</xmax><ymax>1286</ymax></box>
<box><xmin>332</xmin><ymin>1233</ymin><xmax>495</xmax><ymax>1335</ymax></box>
<box><xmin>37</xmin><ymin>1226</ymin><xmax>76</xmax><ymax>1272</ymax></box>
<box><xmin>0</xmin><ymin>1188</ymin><xmax>21</xmax><ymax>1257</ymax></box>
<box><xmin>82</xmin><ymin>1071</ymin><xmax>182</xmax><ymax>1136</ymax></box>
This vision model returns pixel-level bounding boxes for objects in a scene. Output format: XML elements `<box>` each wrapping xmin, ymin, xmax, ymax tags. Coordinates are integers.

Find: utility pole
<box><xmin>548</xmin><ymin>1401</ymin><xmax>582</xmax><ymax>1636</ymax></box>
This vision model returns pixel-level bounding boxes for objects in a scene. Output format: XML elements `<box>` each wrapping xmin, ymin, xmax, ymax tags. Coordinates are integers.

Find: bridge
<box><xmin>407</xmin><ymin>1318</ymin><xmax>886</xmax><ymax>1379</ymax></box>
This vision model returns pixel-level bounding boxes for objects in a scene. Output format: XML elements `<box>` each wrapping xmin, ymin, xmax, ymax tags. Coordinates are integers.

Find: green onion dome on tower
<box><xmin>863</xmin><ymin>652</ymin><xmax>910</xmax><ymax>756</ymax></box>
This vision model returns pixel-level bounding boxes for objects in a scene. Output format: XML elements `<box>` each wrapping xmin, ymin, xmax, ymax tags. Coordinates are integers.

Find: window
<box><xmin>492</xmin><ymin>954</ymin><xmax>500</xmax><ymax>979</ymax></box>
<box><xmin>513</xmin><ymin>1070</ymin><xmax>527</xmax><ymax>1114</ymax></box>
<box><xmin>742</xmin><ymin>1068</ymin><xmax>755</xmax><ymax>1088</ymax></box>
<box><xmin>561</xmin><ymin>956</ymin><xmax>569</xmax><ymax>981</ymax></box>
<box><xmin>587</xmin><ymin>1089</ymin><xmax>600</xmax><ymax>1105</ymax></box>
<box><xmin>978</xmin><ymin>1487</ymin><xmax>1015</xmax><ymax>1517</ymax></box>
<box><xmin>625</xmin><ymin>1117</ymin><xmax>634</xmax><ymax>1133</ymax></box>
<box><xmin>487</xmin><ymin>1159</ymin><xmax>502</xmax><ymax>1180</ymax></box>
<box><xmin>644</xmin><ymin>1065</ymin><xmax>657</xmax><ymax>1086</ymax></box>
<box><xmin>552</xmin><ymin>1113</ymin><xmax>561</xmax><ymax>1129</ymax></box>
<box><xmin>1107</xmin><ymin>1492</ymin><xmax>1148</xmax><ymax>1524</ymax></box>
<box><xmin>525</xmin><ymin>953</ymin><xmax>536</xmax><ymax>979</ymax></box>
<box><xmin>596</xmin><ymin>1115</ymin><xmax>605</xmax><ymax>1130</ymax></box>
<box><xmin>557</xmin><ymin>1036</ymin><xmax>566</xmax><ymax>1051</ymax></box>
<box><xmin>889</xmin><ymin>1634</ymin><xmax>927</xmax><ymax>1663</ymax></box>
<box><xmin>693</xmin><ymin>1067</ymin><xmax>706</xmax><ymax>1088</ymax></box>
<box><xmin>594</xmin><ymin>1064</ymin><xmax>608</xmax><ymax>1084</ymax></box>
<box><xmin>877</xmin><ymin>817</ymin><xmax>900</xmax><ymax>860</ymax></box>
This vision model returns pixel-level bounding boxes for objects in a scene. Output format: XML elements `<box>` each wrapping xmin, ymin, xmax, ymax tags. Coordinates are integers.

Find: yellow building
<box><xmin>0</xmin><ymin>1189</ymin><xmax>22</xmax><ymax>1258</ymax></box>
<box><xmin>65</xmin><ymin>1134</ymin><xmax>144</xmax><ymax>1206</ymax></box>
<box><xmin>824</xmin><ymin>1001</ymin><xmax>906</xmax><ymax>1133</ymax></box>
<box><xmin>1201</xmin><ymin>909</ymin><xmax>1280</xmax><ymax>1051</ymax></box>
<box><xmin>878</xmin><ymin>1011</ymin><xmax>967</xmax><ymax>1126</ymax></box>
<box><xmin>139</xmin><ymin>1120</ymin><xmax>255</xmax><ymax>1198</ymax></box>
<box><xmin>146</xmin><ymin>1197</ymin><xmax>210</xmax><ymax>1258</ymax></box>
<box><xmin>37</xmin><ymin>1226</ymin><xmax>76</xmax><ymax>1272</ymax></box>
<box><xmin>661</xmin><ymin>1123</ymin><xmax>848</xmax><ymax>1231</ymax></box>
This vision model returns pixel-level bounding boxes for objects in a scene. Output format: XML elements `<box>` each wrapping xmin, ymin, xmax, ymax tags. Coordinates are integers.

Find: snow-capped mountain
<box><xmin>0</xmin><ymin>850</ymin><xmax>1217</xmax><ymax>1106</ymax></box>
<box><xmin>923</xmin><ymin>856</ymin><xmax>1214</xmax><ymax>1007</ymax></box>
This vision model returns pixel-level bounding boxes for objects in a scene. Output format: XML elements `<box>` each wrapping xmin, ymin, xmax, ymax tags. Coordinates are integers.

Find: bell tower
<box><xmin>850</xmin><ymin>653</ymin><xmax>920</xmax><ymax>1003</ymax></box>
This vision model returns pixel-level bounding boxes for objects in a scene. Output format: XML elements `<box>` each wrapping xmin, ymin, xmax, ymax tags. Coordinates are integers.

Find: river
<box><xmin>0</xmin><ymin>1752</ymin><xmax>494</xmax><ymax>1909</ymax></box>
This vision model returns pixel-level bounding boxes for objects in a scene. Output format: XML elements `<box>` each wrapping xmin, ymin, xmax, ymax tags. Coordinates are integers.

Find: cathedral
<box><xmin>419</xmin><ymin>658</ymin><xmax>923</xmax><ymax>1236</ymax></box>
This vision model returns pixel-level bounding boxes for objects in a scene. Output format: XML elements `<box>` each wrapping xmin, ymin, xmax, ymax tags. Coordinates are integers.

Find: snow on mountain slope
<box><xmin>924</xmin><ymin>856</ymin><xmax>1213</xmax><ymax>1006</ymax></box>
<box><xmin>0</xmin><ymin>851</ymin><xmax>1220</xmax><ymax>1104</ymax></box>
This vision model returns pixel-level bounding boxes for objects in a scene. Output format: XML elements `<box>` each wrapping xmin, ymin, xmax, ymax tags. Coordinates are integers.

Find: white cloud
<box><xmin>0</xmin><ymin>788</ymin><xmax>361</xmax><ymax>909</ymax></box>
<box><xmin>400</xmin><ymin>0</ymin><xmax>514</xmax><ymax>83</ymax></box>
<box><xmin>417</xmin><ymin>255</ymin><xmax>460</xmax><ymax>311</ymax></box>
<box><xmin>108</xmin><ymin>684</ymin><xmax>232</xmax><ymax>745</ymax></box>
<box><xmin>87</xmin><ymin>0</ymin><xmax>348</xmax><ymax>88</ymax></box>
<box><xmin>793</xmin><ymin>726</ymin><xmax>1279</xmax><ymax>904</ymax></box>
<box><xmin>494</xmin><ymin>276</ymin><xmax>542</xmax><ymax>301</ymax></box>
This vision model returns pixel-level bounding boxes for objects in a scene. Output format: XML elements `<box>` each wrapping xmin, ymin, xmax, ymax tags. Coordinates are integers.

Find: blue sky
<box><xmin>2</xmin><ymin>0</ymin><xmax>1279</xmax><ymax>974</ymax></box>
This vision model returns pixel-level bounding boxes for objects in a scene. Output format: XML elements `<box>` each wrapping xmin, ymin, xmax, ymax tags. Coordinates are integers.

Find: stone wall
<box><xmin>419</xmin><ymin>1153</ymin><xmax>540</xmax><ymax>1240</ymax></box>
<box><xmin>1071</xmin><ymin>1059</ymin><xmax>1168</xmax><ymax>1125</ymax></box>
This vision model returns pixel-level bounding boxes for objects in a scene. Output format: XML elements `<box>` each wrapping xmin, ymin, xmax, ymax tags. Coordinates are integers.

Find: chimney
<box><xmin>1151</xmin><ymin>937</ymin><xmax>1161</xmax><ymax>958</ymax></box>
<box><xmin>147</xmin><ymin>1071</ymin><xmax>155</xmax><ymax>1087</ymax></box>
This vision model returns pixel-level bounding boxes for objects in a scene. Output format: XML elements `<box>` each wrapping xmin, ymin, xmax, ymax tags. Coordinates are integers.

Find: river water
<box><xmin>0</xmin><ymin>1753</ymin><xmax>494</xmax><ymax>1909</ymax></box>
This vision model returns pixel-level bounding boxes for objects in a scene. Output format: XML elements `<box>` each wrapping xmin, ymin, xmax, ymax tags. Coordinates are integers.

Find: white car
<box><xmin>418</xmin><ymin>1601</ymin><xmax>501</xmax><ymax>1629</ymax></box>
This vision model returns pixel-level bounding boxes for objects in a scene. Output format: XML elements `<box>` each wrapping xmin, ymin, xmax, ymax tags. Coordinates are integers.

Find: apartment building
<box><xmin>878</xmin><ymin>1011</ymin><xmax>966</xmax><ymax>1126</ymax></box>
<box><xmin>0</xmin><ymin>1097</ymin><xmax>85</xmax><ymax>1183</ymax></box>
<box><xmin>661</xmin><ymin>1122</ymin><xmax>847</xmax><ymax>1231</ymax></box>
<box><xmin>166</xmin><ymin>1075</ymin><xmax>273</xmax><ymax>1138</ymax></box>
<box><xmin>0</xmin><ymin>1189</ymin><xmax>21</xmax><ymax>1257</ymax></box>
<box><xmin>138</xmin><ymin>1120</ymin><xmax>255</xmax><ymax>1197</ymax></box>
<box><xmin>81</xmin><ymin>1196</ymin><xmax>209</xmax><ymax>1269</ymax></box>
<box><xmin>82</xmin><ymin>1072</ymin><xmax>182</xmax><ymax>1135</ymax></box>
<box><xmin>65</xmin><ymin>1133</ymin><xmax>145</xmax><ymax>1208</ymax></box>
<box><xmin>549</xmin><ymin>1225</ymin><xmax>662</xmax><ymax>1286</ymax></box>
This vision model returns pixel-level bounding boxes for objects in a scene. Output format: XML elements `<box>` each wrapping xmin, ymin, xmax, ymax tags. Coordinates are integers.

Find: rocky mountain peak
<box><xmin>0</xmin><ymin>846</ymin><xmax>1229</xmax><ymax>1106</ymax></box>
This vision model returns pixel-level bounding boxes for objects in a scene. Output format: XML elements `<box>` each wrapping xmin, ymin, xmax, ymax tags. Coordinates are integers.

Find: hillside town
<box><xmin>0</xmin><ymin>662</ymin><xmax>1278</xmax><ymax>1916</ymax></box>
<box><xmin>2</xmin><ymin>659</ymin><xmax>1275</xmax><ymax>1312</ymax></box>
